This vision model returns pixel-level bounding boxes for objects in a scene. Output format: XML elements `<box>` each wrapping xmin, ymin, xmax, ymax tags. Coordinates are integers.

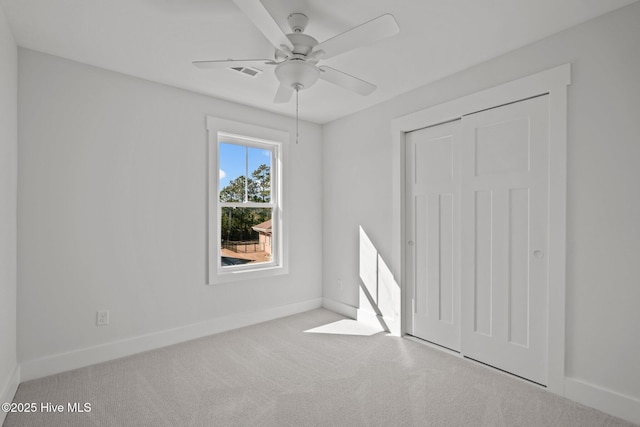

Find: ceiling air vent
<box><xmin>230</xmin><ymin>66</ymin><xmax>262</xmax><ymax>77</ymax></box>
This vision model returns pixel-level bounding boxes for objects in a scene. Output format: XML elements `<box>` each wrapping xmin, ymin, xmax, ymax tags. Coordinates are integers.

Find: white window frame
<box><xmin>207</xmin><ymin>117</ymin><xmax>289</xmax><ymax>284</ymax></box>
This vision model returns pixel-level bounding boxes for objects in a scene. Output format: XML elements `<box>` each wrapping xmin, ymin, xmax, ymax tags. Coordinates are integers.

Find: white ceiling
<box><xmin>1</xmin><ymin>0</ymin><xmax>637</xmax><ymax>123</ymax></box>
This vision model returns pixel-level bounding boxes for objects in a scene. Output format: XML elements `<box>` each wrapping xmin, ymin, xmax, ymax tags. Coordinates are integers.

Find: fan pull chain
<box><xmin>295</xmin><ymin>85</ymin><xmax>299</xmax><ymax>144</ymax></box>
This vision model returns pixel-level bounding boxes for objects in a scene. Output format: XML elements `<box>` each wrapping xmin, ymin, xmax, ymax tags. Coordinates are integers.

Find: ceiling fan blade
<box><xmin>274</xmin><ymin>84</ymin><xmax>293</xmax><ymax>103</ymax></box>
<box><xmin>314</xmin><ymin>14</ymin><xmax>399</xmax><ymax>59</ymax></box>
<box><xmin>318</xmin><ymin>66</ymin><xmax>376</xmax><ymax>96</ymax></box>
<box><xmin>233</xmin><ymin>0</ymin><xmax>294</xmax><ymax>51</ymax></box>
<box><xmin>192</xmin><ymin>59</ymin><xmax>274</xmax><ymax>69</ymax></box>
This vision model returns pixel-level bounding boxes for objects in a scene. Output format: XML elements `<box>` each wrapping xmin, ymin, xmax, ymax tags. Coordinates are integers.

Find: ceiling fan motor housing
<box><xmin>286</xmin><ymin>33</ymin><xmax>317</xmax><ymax>56</ymax></box>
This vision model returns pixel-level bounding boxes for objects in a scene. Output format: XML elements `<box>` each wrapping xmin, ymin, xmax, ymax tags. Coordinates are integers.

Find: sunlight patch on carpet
<box><xmin>304</xmin><ymin>319</ymin><xmax>385</xmax><ymax>336</ymax></box>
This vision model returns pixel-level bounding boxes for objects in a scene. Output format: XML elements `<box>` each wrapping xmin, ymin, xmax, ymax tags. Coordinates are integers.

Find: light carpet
<box><xmin>4</xmin><ymin>308</ymin><xmax>637</xmax><ymax>426</ymax></box>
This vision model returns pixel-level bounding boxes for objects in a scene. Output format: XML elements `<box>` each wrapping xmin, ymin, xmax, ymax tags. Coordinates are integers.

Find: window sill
<box><xmin>208</xmin><ymin>264</ymin><xmax>288</xmax><ymax>285</ymax></box>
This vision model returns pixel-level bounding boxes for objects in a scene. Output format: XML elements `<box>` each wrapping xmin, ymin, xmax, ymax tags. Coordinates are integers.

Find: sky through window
<box><xmin>219</xmin><ymin>142</ymin><xmax>271</xmax><ymax>191</ymax></box>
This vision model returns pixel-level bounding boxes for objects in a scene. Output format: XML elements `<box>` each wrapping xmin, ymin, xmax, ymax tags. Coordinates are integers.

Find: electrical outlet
<box><xmin>96</xmin><ymin>310</ymin><xmax>109</xmax><ymax>326</ymax></box>
<box><xmin>337</xmin><ymin>279</ymin><xmax>343</xmax><ymax>290</ymax></box>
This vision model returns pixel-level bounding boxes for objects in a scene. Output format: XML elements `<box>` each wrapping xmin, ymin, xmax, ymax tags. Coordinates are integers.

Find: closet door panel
<box><xmin>460</xmin><ymin>95</ymin><xmax>550</xmax><ymax>385</ymax></box>
<box><xmin>405</xmin><ymin>120</ymin><xmax>461</xmax><ymax>351</ymax></box>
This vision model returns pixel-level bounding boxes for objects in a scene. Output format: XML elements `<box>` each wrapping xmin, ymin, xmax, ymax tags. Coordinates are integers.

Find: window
<box><xmin>218</xmin><ymin>140</ymin><xmax>274</xmax><ymax>266</ymax></box>
<box><xmin>207</xmin><ymin>117</ymin><xmax>288</xmax><ymax>284</ymax></box>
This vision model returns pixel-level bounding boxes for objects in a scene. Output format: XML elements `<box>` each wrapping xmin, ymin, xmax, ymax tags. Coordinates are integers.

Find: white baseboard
<box><xmin>20</xmin><ymin>298</ymin><xmax>322</xmax><ymax>382</ymax></box>
<box><xmin>322</xmin><ymin>298</ymin><xmax>357</xmax><ymax>318</ymax></box>
<box><xmin>0</xmin><ymin>364</ymin><xmax>20</xmax><ymax>426</ymax></box>
<box><xmin>564</xmin><ymin>377</ymin><xmax>640</xmax><ymax>425</ymax></box>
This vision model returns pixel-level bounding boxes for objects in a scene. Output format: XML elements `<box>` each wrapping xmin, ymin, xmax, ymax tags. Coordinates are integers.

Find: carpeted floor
<box><xmin>4</xmin><ymin>308</ymin><xmax>637</xmax><ymax>426</ymax></box>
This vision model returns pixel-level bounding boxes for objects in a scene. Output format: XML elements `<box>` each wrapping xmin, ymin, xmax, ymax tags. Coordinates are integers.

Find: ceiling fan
<box><xmin>193</xmin><ymin>0</ymin><xmax>400</xmax><ymax>103</ymax></box>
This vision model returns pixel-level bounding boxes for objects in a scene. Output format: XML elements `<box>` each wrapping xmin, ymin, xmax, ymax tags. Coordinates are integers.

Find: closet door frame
<box><xmin>391</xmin><ymin>64</ymin><xmax>570</xmax><ymax>395</ymax></box>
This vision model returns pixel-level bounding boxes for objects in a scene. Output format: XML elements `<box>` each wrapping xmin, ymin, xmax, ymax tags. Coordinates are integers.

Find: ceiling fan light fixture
<box><xmin>274</xmin><ymin>60</ymin><xmax>319</xmax><ymax>90</ymax></box>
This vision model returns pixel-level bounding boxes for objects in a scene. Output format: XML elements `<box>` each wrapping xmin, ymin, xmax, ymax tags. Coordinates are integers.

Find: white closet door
<box><xmin>460</xmin><ymin>95</ymin><xmax>550</xmax><ymax>385</ymax></box>
<box><xmin>405</xmin><ymin>120</ymin><xmax>461</xmax><ymax>351</ymax></box>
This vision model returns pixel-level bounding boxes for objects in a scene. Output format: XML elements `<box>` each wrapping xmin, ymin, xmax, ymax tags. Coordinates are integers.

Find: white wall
<box><xmin>0</xmin><ymin>3</ymin><xmax>18</xmax><ymax>421</ymax></box>
<box><xmin>323</xmin><ymin>1</ymin><xmax>640</xmax><ymax>420</ymax></box>
<box><xmin>17</xmin><ymin>49</ymin><xmax>323</xmax><ymax>376</ymax></box>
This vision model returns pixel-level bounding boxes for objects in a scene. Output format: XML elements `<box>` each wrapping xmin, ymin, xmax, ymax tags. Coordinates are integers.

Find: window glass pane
<box><xmin>219</xmin><ymin>142</ymin><xmax>246</xmax><ymax>202</ymax></box>
<box><xmin>220</xmin><ymin>207</ymin><xmax>273</xmax><ymax>267</ymax></box>
<box><xmin>247</xmin><ymin>147</ymin><xmax>272</xmax><ymax>203</ymax></box>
